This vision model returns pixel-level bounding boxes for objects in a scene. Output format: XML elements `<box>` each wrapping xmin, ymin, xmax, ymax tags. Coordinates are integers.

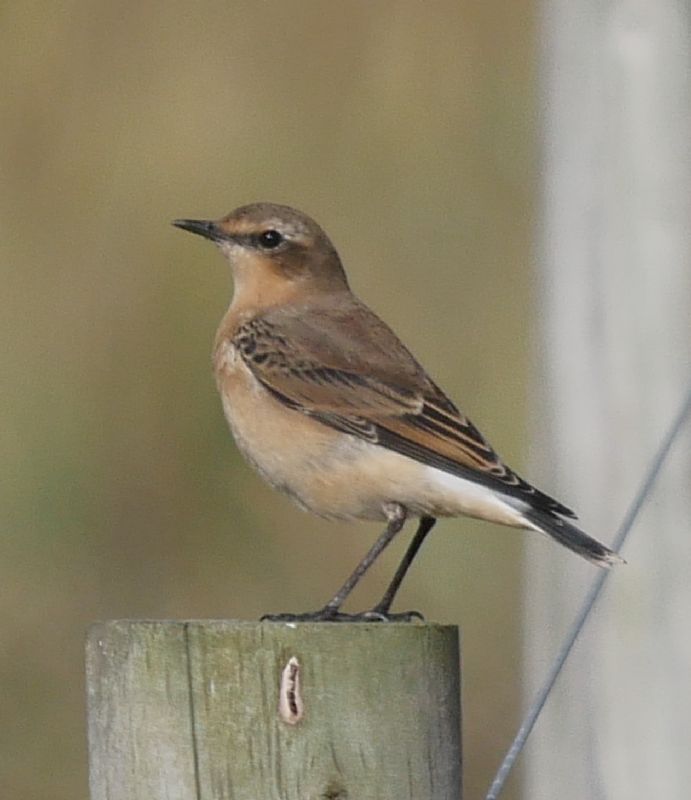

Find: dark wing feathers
<box><xmin>234</xmin><ymin>308</ymin><xmax>576</xmax><ymax>519</ymax></box>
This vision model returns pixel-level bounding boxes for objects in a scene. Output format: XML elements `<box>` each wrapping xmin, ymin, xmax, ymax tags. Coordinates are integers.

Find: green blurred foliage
<box><xmin>1</xmin><ymin>2</ymin><xmax>535</xmax><ymax>798</ymax></box>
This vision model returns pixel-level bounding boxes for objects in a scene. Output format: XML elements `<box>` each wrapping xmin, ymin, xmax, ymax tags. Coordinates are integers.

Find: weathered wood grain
<box><xmin>87</xmin><ymin>620</ymin><xmax>461</xmax><ymax>800</ymax></box>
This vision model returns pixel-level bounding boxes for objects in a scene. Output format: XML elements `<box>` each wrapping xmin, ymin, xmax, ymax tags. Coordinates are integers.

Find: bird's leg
<box><xmin>262</xmin><ymin>504</ymin><xmax>407</xmax><ymax>623</ymax></box>
<box><xmin>322</xmin><ymin>504</ymin><xmax>408</xmax><ymax>615</ymax></box>
<box><xmin>364</xmin><ymin>515</ymin><xmax>436</xmax><ymax>622</ymax></box>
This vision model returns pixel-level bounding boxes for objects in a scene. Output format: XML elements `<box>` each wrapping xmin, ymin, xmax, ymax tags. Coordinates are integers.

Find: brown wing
<box><xmin>232</xmin><ymin>302</ymin><xmax>575</xmax><ymax>518</ymax></box>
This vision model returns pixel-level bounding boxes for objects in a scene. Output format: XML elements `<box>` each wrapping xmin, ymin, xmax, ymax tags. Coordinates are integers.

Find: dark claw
<box><xmin>261</xmin><ymin>607</ymin><xmax>425</xmax><ymax>623</ymax></box>
<box><xmin>362</xmin><ymin>608</ymin><xmax>426</xmax><ymax>623</ymax></box>
<box><xmin>261</xmin><ymin>607</ymin><xmax>344</xmax><ymax>623</ymax></box>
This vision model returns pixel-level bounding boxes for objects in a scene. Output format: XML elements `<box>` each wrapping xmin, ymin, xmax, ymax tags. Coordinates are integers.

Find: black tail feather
<box><xmin>522</xmin><ymin>509</ymin><xmax>624</xmax><ymax>567</ymax></box>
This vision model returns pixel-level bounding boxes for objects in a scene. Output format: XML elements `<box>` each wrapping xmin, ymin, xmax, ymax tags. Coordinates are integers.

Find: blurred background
<box><xmin>2</xmin><ymin>2</ymin><xmax>537</xmax><ymax>798</ymax></box>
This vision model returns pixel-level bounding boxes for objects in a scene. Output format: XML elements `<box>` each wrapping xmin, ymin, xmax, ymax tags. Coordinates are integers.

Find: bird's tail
<box><xmin>521</xmin><ymin>508</ymin><xmax>624</xmax><ymax>567</ymax></box>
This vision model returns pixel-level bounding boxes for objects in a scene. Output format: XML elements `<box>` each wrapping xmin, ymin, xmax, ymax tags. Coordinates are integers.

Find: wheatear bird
<box><xmin>173</xmin><ymin>203</ymin><xmax>622</xmax><ymax>621</ymax></box>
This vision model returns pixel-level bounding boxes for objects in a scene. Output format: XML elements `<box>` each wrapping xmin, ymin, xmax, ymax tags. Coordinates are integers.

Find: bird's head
<box><xmin>173</xmin><ymin>203</ymin><xmax>349</xmax><ymax>302</ymax></box>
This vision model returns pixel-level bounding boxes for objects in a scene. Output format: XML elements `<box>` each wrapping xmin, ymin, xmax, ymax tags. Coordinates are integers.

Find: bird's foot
<box><xmin>261</xmin><ymin>606</ymin><xmax>351</xmax><ymax>623</ymax></box>
<box><xmin>261</xmin><ymin>606</ymin><xmax>425</xmax><ymax>623</ymax></box>
<box><xmin>359</xmin><ymin>607</ymin><xmax>425</xmax><ymax>623</ymax></box>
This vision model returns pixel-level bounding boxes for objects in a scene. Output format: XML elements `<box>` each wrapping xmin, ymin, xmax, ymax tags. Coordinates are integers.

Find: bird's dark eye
<box><xmin>258</xmin><ymin>229</ymin><xmax>284</xmax><ymax>249</ymax></box>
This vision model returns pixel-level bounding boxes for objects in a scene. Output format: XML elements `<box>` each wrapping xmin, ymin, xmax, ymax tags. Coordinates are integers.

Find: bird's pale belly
<box><xmin>218</xmin><ymin>361</ymin><xmax>399</xmax><ymax>521</ymax></box>
<box><xmin>216</xmin><ymin>351</ymin><xmax>526</xmax><ymax>528</ymax></box>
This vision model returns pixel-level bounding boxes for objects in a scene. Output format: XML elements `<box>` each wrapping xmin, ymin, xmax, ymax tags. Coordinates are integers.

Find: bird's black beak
<box><xmin>172</xmin><ymin>218</ymin><xmax>223</xmax><ymax>241</ymax></box>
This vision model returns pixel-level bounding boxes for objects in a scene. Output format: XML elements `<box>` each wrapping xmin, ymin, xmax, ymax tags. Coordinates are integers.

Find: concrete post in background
<box><xmin>526</xmin><ymin>1</ymin><xmax>691</xmax><ymax>797</ymax></box>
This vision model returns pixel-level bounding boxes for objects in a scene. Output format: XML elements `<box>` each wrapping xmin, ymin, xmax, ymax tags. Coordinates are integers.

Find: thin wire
<box><xmin>485</xmin><ymin>383</ymin><xmax>691</xmax><ymax>800</ymax></box>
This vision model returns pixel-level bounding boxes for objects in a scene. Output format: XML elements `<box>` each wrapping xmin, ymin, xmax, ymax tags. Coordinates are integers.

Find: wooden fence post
<box><xmin>86</xmin><ymin>620</ymin><xmax>461</xmax><ymax>800</ymax></box>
